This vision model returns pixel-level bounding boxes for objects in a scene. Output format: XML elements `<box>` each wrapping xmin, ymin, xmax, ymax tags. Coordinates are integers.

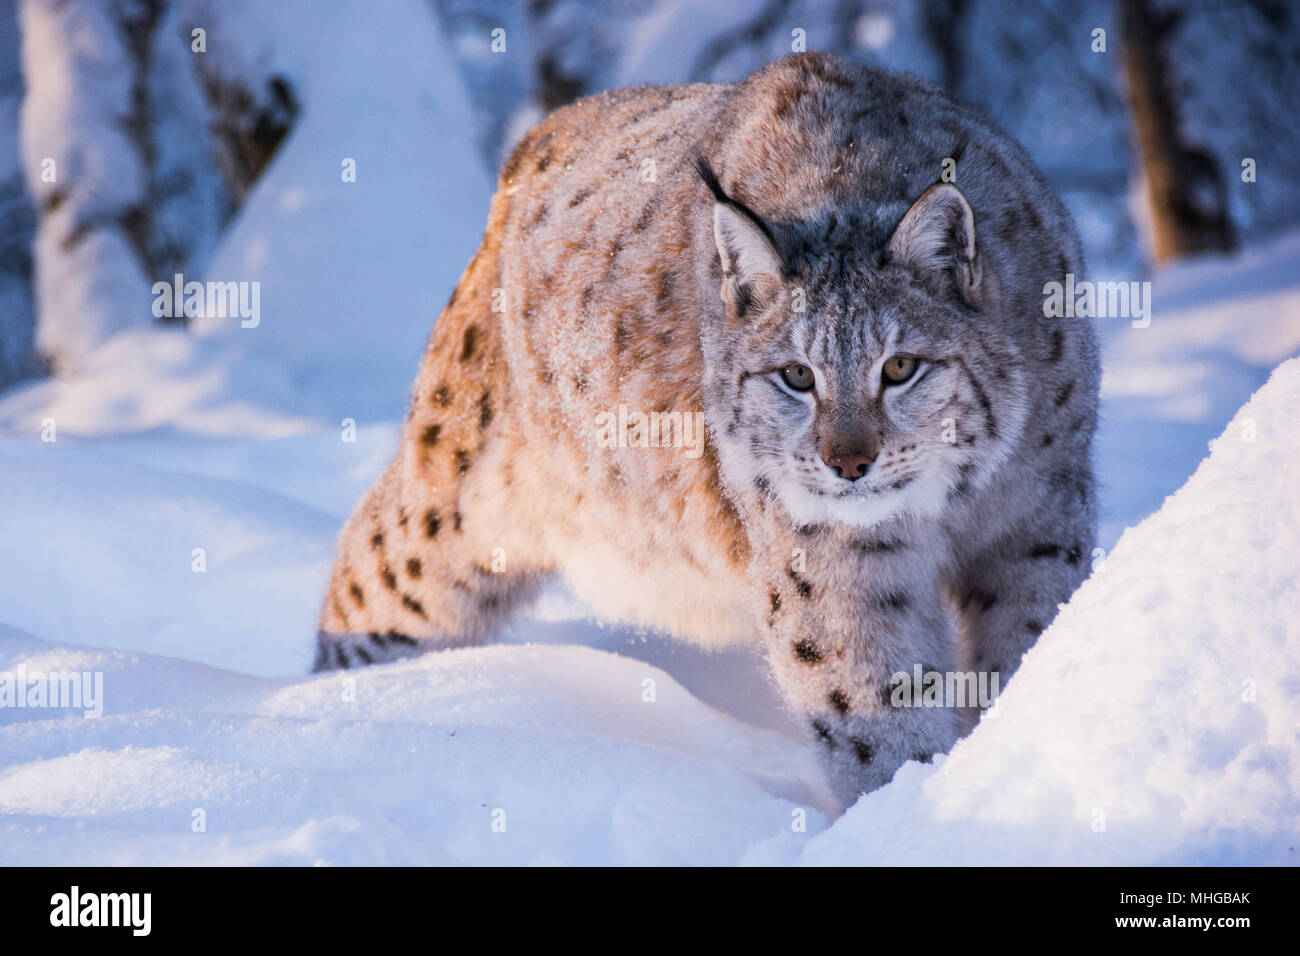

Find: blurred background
<box><xmin>1</xmin><ymin>0</ymin><xmax>1298</xmax><ymax>392</ymax></box>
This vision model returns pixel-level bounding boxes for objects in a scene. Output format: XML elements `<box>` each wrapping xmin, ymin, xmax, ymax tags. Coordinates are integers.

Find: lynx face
<box><xmin>754</xmin><ymin>279</ymin><xmax>1028</xmax><ymax>528</ymax></box>
<box><xmin>702</xmin><ymin>164</ymin><xmax>1029</xmax><ymax>529</ymax></box>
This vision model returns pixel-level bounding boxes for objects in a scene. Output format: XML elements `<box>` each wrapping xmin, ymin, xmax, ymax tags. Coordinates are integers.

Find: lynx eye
<box><xmin>780</xmin><ymin>363</ymin><xmax>816</xmax><ymax>392</ymax></box>
<box><xmin>882</xmin><ymin>355</ymin><xmax>918</xmax><ymax>386</ymax></box>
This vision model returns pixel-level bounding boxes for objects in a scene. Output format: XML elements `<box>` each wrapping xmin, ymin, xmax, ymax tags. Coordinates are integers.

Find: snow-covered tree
<box><xmin>16</xmin><ymin>0</ymin><xmax>296</xmax><ymax>372</ymax></box>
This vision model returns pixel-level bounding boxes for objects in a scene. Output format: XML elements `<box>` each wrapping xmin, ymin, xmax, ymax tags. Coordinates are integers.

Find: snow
<box><xmin>1</xmin><ymin>0</ymin><xmax>1298</xmax><ymax>864</ymax></box>
<box><xmin>187</xmin><ymin>0</ymin><xmax>492</xmax><ymax>422</ymax></box>
<box><xmin>1094</xmin><ymin>231</ymin><xmax>1300</xmax><ymax>548</ymax></box>
<box><xmin>0</xmin><ymin>628</ymin><xmax>827</xmax><ymax>865</ymax></box>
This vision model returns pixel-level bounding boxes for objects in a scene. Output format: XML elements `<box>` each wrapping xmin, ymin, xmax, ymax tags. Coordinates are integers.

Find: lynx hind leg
<box><xmin>315</xmin><ymin>259</ymin><xmax>551</xmax><ymax>671</ymax></box>
<box><xmin>315</xmin><ymin>443</ymin><xmax>549</xmax><ymax>672</ymax></box>
<box><xmin>313</xmin><ymin>626</ymin><xmax>425</xmax><ymax>672</ymax></box>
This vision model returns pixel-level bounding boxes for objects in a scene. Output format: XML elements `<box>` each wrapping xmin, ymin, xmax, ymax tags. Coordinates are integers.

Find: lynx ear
<box><xmin>887</xmin><ymin>183</ymin><xmax>983</xmax><ymax>307</ymax></box>
<box><xmin>713</xmin><ymin>203</ymin><xmax>782</xmax><ymax>288</ymax></box>
<box><xmin>697</xmin><ymin>157</ymin><xmax>783</xmax><ymax>318</ymax></box>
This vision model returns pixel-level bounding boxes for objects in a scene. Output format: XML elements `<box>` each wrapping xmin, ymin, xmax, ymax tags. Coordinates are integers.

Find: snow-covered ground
<box><xmin>1</xmin><ymin>0</ymin><xmax>1298</xmax><ymax>864</ymax></box>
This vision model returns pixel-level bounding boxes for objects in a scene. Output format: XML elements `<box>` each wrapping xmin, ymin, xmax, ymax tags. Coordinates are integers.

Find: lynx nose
<box><xmin>824</xmin><ymin>451</ymin><xmax>874</xmax><ymax>481</ymax></box>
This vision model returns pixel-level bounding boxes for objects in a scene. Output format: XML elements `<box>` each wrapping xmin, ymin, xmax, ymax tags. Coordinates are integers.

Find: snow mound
<box><xmin>0</xmin><ymin>438</ymin><xmax>337</xmax><ymax>676</ymax></box>
<box><xmin>777</xmin><ymin>358</ymin><xmax>1300</xmax><ymax>866</ymax></box>
<box><xmin>0</xmin><ymin>628</ymin><xmax>825</xmax><ymax>865</ymax></box>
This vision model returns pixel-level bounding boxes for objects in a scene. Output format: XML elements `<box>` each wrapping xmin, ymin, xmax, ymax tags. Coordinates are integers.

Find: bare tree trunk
<box><xmin>1121</xmin><ymin>0</ymin><xmax>1234</xmax><ymax>262</ymax></box>
<box><xmin>0</xmin><ymin>0</ymin><xmax>37</xmax><ymax>386</ymax></box>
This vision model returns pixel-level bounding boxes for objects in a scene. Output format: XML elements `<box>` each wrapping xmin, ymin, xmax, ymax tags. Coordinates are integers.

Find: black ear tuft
<box><xmin>695</xmin><ymin>155</ymin><xmax>729</xmax><ymax>204</ymax></box>
<box><xmin>695</xmin><ymin>154</ymin><xmax>781</xmax><ymax>256</ymax></box>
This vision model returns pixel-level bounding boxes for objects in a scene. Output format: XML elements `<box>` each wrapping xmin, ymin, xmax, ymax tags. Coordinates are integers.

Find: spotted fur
<box><xmin>316</xmin><ymin>54</ymin><xmax>1099</xmax><ymax>805</ymax></box>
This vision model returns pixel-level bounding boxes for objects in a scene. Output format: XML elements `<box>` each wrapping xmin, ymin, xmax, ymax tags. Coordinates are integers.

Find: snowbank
<box><xmin>0</xmin><ymin>627</ymin><xmax>826</xmax><ymax>865</ymax></box>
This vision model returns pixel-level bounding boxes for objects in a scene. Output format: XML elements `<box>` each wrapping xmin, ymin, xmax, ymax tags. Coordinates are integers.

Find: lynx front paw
<box><xmin>808</xmin><ymin>703</ymin><xmax>964</xmax><ymax>805</ymax></box>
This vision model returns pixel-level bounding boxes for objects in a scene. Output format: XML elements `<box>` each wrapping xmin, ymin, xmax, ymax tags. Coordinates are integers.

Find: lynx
<box><xmin>316</xmin><ymin>53</ymin><xmax>1099</xmax><ymax>803</ymax></box>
